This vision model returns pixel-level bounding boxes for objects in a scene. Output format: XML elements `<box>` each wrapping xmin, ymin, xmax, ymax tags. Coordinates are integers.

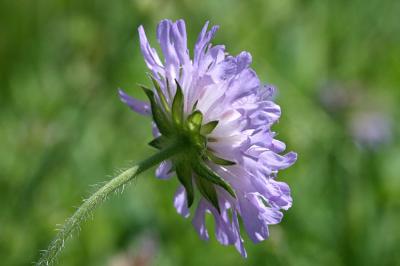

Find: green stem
<box><xmin>37</xmin><ymin>144</ymin><xmax>182</xmax><ymax>266</ymax></box>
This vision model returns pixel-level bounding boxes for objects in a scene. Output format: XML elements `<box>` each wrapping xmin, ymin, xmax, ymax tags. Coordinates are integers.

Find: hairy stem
<box><xmin>37</xmin><ymin>144</ymin><xmax>182</xmax><ymax>266</ymax></box>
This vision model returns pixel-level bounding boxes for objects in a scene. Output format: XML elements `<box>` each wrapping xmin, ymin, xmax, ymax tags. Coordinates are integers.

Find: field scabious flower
<box><xmin>120</xmin><ymin>19</ymin><xmax>297</xmax><ymax>256</ymax></box>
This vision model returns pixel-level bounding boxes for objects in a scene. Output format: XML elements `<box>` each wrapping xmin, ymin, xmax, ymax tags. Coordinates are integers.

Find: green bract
<box><xmin>143</xmin><ymin>78</ymin><xmax>236</xmax><ymax>212</ymax></box>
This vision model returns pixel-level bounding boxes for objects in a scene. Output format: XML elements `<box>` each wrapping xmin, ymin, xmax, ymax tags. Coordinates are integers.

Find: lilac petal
<box><xmin>171</xmin><ymin>19</ymin><xmax>190</xmax><ymax>67</ymax></box>
<box><xmin>157</xmin><ymin>20</ymin><xmax>180</xmax><ymax>78</ymax></box>
<box><xmin>232</xmin><ymin>210</ymin><xmax>247</xmax><ymax>258</ymax></box>
<box><xmin>250</xmin><ymin>177</ymin><xmax>292</xmax><ymax>210</ymax></box>
<box><xmin>235</xmin><ymin>52</ymin><xmax>252</xmax><ymax>73</ymax></box>
<box><xmin>155</xmin><ymin>20</ymin><xmax>194</xmax><ymax>101</ymax></box>
<box><xmin>260</xmin><ymin>207</ymin><xmax>284</xmax><ymax>225</ymax></box>
<box><xmin>269</xmin><ymin>180</ymin><xmax>292</xmax><ymax>210</ymax></box>
<box><xmin>239</xmin><ymin>193</ymin><xmax>283</xmax><ymax>243</ymax></box>
<box><xmin>244</xmin><ymin>149</ymin><xmax>297</xmax><ymax>178</ymax></box>
<box><xmin>254</xmin><ymin>193</ymin><xmax>285</xmax><ymax>224</ymax></box>
<box><xmin>248</xmin><ymin>129</ymin><xmax>274</xmax><ymax>148</ymax></box>
<box><xmin>138</xmin><ymin>25</ymin><xmax>164</xmax><ymax>76</ymax></box>
<box><xmin>245</xmin><ymin>101</ymin><xmax>281</xmax><ymax>129</ymax></box>
<box><xmin>196</xmin><ymin>83</ymin><xmax>227</xmax><ymax>117</ymax></box>
<box><xmin>118</xmin><ymin>89</ymin><xmax>151</xmax><ymax>115</ymax></box>
<box><xmin>155</xmin><ymin>160</ymin><xmax>173</xmax><ymax>179</ymax></box>
<box><xmin>270</xmin><ymin>139</ymin><xmax>286</xmax><ymax>153</ymax></box>
<box><xmin>243</xmin><ymin>145</ymin><xmax>274</xmax><ymax>176</ymax></box>
<box><xmin>151</xmin><ymin>122</ymin><xmax>160</xmax><ymax>137</ymax></box>
<box><xmin>193</xmin><ymin>197</ymin><xmax>238</xmax><ymax>246</ymax></box>
<box><xmin>258</xmin><ymin>84</ymin><xmax>277</xmax><ymax>100</ymax></box>
<box><xmin>246</xmin><ymin>146</ymin><xmax>297</xmax><ymax>171</ymax></box>
<box><xmin>208</xmin><ymin>134</ymin><xmax>249</xmax><ymax>163</ymax></box>
<box><xmin>206</xmin><ymin>198</ymin><xmax>237</xmax><ymax>245</ymax></box>
<box><xmin>260</xmin><ymin>151</ymin><xmax>297</xmax><ymax>171</ymax></box>
<box><xmin>225</xmin><ymin>69</ymin><xmax>260</xmax><ymax>103</ymax></box>
<box><xmin>242</xmin><ymin>155</ymin><xmax>273</xmax><ymax>177</ymax></box>
<box><xmin>238</xmin><ymin>193</ymin><xmax>269</xmax><ymax>243</ymax></box>
<box><xmin>173</xmin><ymin>186</ymin><xmax>190</xmax><ymax>218</ymax></box>
<box><xmin>248</xmin><ymin>131</ymin><xmax>287</xmax><ymax>153</ymax></box>
<box><xmin>196</xmin><ymin>45</ymin><xmax>226</xmax><ymax>75</ymax></box>
<box><xmin>223</xmin><ymin>51</ymin><xmax>252</xmax><ymax>77</ymax></box>
<box><xmin>192</xmin><ymin>200</ymin><xmax>210</xmax><ymax>241</ymax></box>
<box><xmin>194</xmin><ymin>21</ymin><xmax>219</xmax><ymax>66</ymax></box>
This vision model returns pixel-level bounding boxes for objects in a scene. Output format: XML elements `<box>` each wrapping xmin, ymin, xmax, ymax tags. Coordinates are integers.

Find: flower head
<box><xmin>119</xmin><ymin>19</ymin><xmax>297</xmax><ymax>257</ymax></box>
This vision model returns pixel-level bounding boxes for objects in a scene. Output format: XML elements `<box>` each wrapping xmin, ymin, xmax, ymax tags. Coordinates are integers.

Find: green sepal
<box><xmin>200</xmin><ymin>120</ymin><xmax>219</xmax><ymax>135</ymax></box>
<box><xmin>141</xmin><ymin>86</ymin><xmax>171</xmax><ymax>136</ymax></box>
<box><xmin>172</xmin><ymin>80</ymin><xmax>184</xmax><ymax>126</ymax></box>
<box><xmin>191</xmin><ymin>160</ymin><xmax>236</xmax><ymax>198</ymax></box>
<box><xmin>148</xmin><ymin>74</ymin><xmax>170</xmax><ymax>113</ymax></box>
<box><xmin>192</xmin><ymin>100</ymin><xmax>198</xmax><ymax>112</ymax></box>
<box><xmin>187</xmin><ymin>110</ymin><xmax>203</xmax><ymax>132</ymax></box>
<box><xmin>205</xmin><ymin>150</ymin><xmax>236</xmax><ymax>166</ymax></box>
<box><xmin>165</xmin><ymin>77</ymin><xmax>172</xmax><ymax>98</ymax></box>
<box><xmin>194</xmin><ymin>176</ymin><xmax>220</xmax><ymax>213</ymax></box>
<box><xmin>175</xmin><ymin>160</ymin><xmax>195</xmax><ymax>208</ymax></box>
<box><xmin>148</xmin><ymin>136</ymin><xmax>169</xmax><ymax>150</ymax></box>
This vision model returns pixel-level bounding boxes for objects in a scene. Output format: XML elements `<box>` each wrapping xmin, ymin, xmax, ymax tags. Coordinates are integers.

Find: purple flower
<box><xmin>119</xmin><ymin>19</ymin><xmax>297</xmax><ymax>257</ymax></box>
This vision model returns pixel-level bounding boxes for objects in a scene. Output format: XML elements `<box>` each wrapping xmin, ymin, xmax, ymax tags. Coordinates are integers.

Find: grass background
<box><xmin>1</xmin><ymin>0</ymin><xmax>399</xmax><ymax>265</ymax></box>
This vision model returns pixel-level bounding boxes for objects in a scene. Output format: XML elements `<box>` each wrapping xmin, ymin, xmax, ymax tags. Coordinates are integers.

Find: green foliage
<box><xmin>175</xmin><ymin>159</ymin><xmax>195</xmax><ymax>208</ymax></box>
<box><xmin>142</xmin><ymin>86</ymin><xmax>171</xmax><ymax>136</ymax></box>
<box><xmin>172</xmin><ymin>80</ymin><xmax>184</xmax><ymax>126</ymax></box>
<box><xmin>200</xmin><ymin>120</ymin><xmax>219</xmax><ymax>135</ymax></box>
<box><xmin>191</xmin><ymin>160</ymin><xmax>236</xmax><ymax>200</ymax></box>
<box><xmin>194</xmin><ymin>174</ymin><xmax>221</xmax><ymax>214</ymax></box>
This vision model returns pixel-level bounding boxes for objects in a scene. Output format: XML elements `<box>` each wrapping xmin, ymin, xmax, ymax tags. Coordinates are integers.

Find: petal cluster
<box><xmin>119</xmin><ymin>19</ymin><xmax>297</xmax><ymax>257</ymax></box>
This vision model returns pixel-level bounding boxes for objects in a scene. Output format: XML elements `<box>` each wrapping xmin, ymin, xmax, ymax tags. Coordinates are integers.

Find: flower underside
<box><xmin>119</xmin><ymin>19</ymin><xmax>298</xmax><ymax>257</ymax></box>
<box><xmin>143</xmin><ymin>76</ymin><xmax>235</xmax><ymax>212</ymax></box>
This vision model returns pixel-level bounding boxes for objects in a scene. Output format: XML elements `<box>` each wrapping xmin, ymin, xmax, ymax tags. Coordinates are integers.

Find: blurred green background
<box><xmin>1</xmin><ymin>0</ymin><xmax>400</xmax><ymax>265</ymax></box>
